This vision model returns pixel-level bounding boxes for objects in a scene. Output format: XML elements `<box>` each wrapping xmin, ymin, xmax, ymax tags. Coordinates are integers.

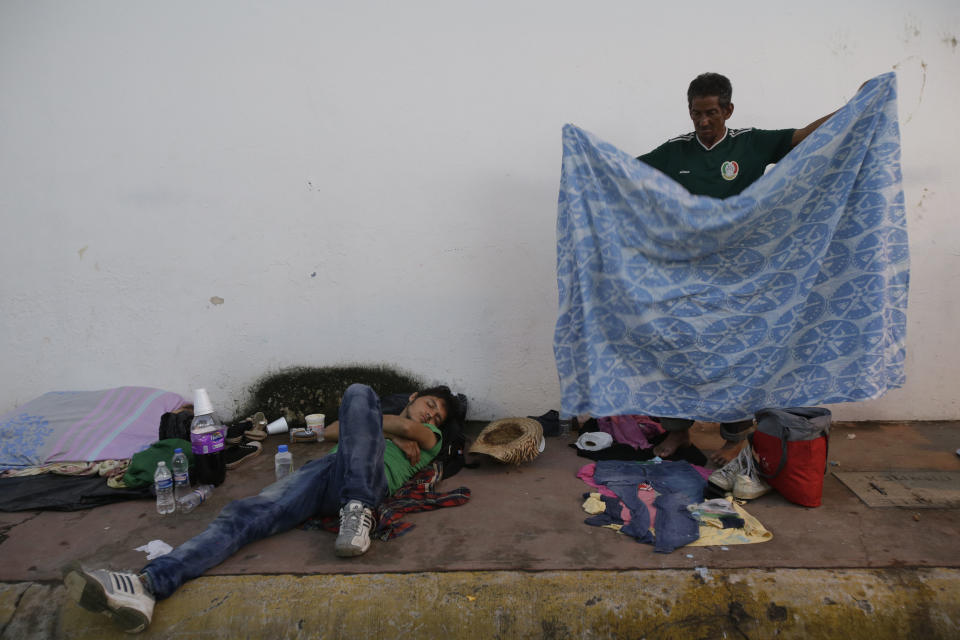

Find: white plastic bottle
<box><xmin>154</xmin><ymin>461</ymin><xmax>175</xmax><ymax>515</ymax></box>
<box><xmin>177</xmin><ymin>484</ymin><xmax>214</xmax><ymax>514</ymax></box>
<box><xmin>171</xmin><ymin>448</ymin><xmax>190</xmax><ymax>509</ymax></box>
<box><xmin>275</xmin><ymin>445</ymin><xmax>293</xmax><ymax>481</ymax></box>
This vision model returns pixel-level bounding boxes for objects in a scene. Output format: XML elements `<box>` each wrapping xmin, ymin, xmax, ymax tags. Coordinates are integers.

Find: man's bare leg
<box><xmin>709</xmin><ymin>440</ymin><xmax>745</xmax><ymax>467</ymax></box>
<box><xmin>653</xmin><ymin>430</ymin><xmax>691</xmax><ymax>458</ymax></box>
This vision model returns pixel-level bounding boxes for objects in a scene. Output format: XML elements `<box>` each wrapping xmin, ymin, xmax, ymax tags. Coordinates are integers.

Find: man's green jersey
<box><xmin>637</xmin><ymin>127</ymin><xmax>794</xmax><ymax>199</ymax></box>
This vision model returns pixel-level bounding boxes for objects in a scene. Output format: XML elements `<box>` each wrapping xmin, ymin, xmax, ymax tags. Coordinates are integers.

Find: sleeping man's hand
<box><xmin>390</xmin><ymin>435</ymin><xmax>421</xmax><ymax>465</ymax></box>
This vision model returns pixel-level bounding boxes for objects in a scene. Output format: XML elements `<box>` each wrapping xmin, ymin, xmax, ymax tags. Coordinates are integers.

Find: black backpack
<box><xmin>158</xmin><ymin>410</ymin><xmax>193</xmax><ymax>441</ymax></box>
<box><xmin>436</xmin><ymin>392</ymin><xmax>471</xmax><ymax>479</ymax></box>
<box><xmin>437</xmin><ymin>423</ymin><xmax>472</xmax><ymax>479</ymax></box>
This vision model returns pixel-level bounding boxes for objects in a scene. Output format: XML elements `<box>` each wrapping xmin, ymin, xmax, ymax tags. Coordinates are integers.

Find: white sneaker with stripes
<box><xmin>64</xmin><ymin>565</ymin><xmax>155</xmax><ymax>633</ymax></box>
<box><xmin>335</xmin><ymin>499</ymin><xmax>374</xmax><ymax>557</ymax></box>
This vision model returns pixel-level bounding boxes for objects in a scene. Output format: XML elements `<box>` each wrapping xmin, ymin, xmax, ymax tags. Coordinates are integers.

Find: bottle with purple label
<box><xmin>190</xmin><ymin>389</ymin><xmax>226</xmax><ymax>486</ymax></box>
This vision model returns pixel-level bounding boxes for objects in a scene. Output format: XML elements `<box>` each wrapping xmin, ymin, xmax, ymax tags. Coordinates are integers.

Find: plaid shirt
<box><xmin>302</xmin><ymin>462</ymin><xmax>471</xmax><ymax>540</ymax></box>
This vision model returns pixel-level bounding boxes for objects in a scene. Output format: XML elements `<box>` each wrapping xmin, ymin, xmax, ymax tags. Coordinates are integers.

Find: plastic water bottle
<box><xmin>190</xmin><ymin>389</ymin><xmax>226</xmax><ymax>486</ymax></box>
<box><xmin>171</xmin><ymin>448</ymin><xmax>190</xmax><ymax>509</ymax></box>
<box><xmin>275</xmin><ymin>445</ymin><xmax>293</xmax><ymax>481</ymax></box>
<box><xmin>154</xmin><ymin>461</ymin><xmax>175</xmax><ymax>515</ymax></box>
<box><xmin>177</xmin><ymin>484</ymin><xmax>214</xmax><ymax>514</ymax></box>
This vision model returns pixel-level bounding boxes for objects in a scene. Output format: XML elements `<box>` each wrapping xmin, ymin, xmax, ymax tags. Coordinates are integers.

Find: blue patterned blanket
<box><xmin>554</xmin><ymin>73</ymin><xmax>908</xmax><ymax>422</ymax></box>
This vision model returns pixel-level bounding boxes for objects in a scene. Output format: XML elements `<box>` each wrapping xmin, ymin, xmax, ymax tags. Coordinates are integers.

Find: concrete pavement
<box><xmin>1</xmin><ymin>420</ymin><xmax>959</xmax><ymax>638</ymax></box>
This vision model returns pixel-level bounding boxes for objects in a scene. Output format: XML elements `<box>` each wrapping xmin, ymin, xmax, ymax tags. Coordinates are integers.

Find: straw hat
<box><xmin>469</xmin><ymin>417</ymin><xmax>544</xmax><ymax>464</ymax></box>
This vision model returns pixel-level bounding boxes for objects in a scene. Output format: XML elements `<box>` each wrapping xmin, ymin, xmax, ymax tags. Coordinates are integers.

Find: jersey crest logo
<box><xmin>721</xmin><ymin>161</ymin><xmax>739</xmax><ymax>181</ymax></box>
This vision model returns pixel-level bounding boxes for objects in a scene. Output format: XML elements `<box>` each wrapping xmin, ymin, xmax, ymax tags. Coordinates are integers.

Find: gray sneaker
<box><xmin>63</xmin><ymin>565</ymin><xmax>155</xmax><ymax>633</ymax></box>
<box><xmin>335</xmin><ymin>500</ymin><xmax>374</xmax><ymax>557</ymax></box>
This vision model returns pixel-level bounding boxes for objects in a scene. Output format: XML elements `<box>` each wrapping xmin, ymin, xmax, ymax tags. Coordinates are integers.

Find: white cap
<box><xmin>193</xmin><ymin>388</ymin><xmax>214</xmax><ymax>416</ymax></box>
<box><xmin>575</xmin><ymin>432</ymin><xmax>614</xmax><ymax>451</ymax></box>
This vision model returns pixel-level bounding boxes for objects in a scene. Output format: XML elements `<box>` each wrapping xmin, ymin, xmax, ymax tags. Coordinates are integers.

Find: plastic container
<box><xmin>305</xmin><ymin>413</ymin><xmax>325</xmax><ymax>439</ymax></box>
<box><xmin>190</xmin><ymin>389</ymin><xmax>226</xmax><ymax>486</ymax></box>
<box><xmin>177</xmin><ymin>484</ymin><xmax>214</xmax><ymax>514</ymax></box>
<box><xmin>171</xmin><ymin>447</ymin><xmax>190</xmax><ymax>508</ymax></box>
<box><xmin>154</xmin><ymin>461</ymin><xmax>175</xmax><ymax>515</ymax></box>
<box><xmin>275</xmin><ymin>445</ymin><xmax>293</xmax><ymax>481</ymax></box>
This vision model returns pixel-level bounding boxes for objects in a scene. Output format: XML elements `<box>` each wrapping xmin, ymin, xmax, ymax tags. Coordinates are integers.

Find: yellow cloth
<box><xmin>580</xmin><ymin>493</ymin><xmax>772</xmax><ymax>545</ymax></box>
<box><xmin>582</xmin><ymin>493</ymin><xmax>608</xmax><ymax>515</ymax></box>
<box><xmin>688</xmin><ymin>499</ymin><xmax>772</xmax><ymax>546</ymax></box>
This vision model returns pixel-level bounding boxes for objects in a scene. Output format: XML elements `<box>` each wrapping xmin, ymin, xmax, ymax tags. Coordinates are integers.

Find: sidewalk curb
<box><xmin>7</xmin><ymin>567</ymin><xmax>959</xmax><ymax>639</ymax></box>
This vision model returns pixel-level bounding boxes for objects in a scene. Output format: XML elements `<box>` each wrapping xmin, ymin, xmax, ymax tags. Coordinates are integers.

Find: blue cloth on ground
<box><xmin>554</xmin><ymin>72</ymin><xmax>908</xmax><ymax>421</ymax></box>
<box><xmin>592</xmin><ymin>459</ymin><xmax>705</xmax><ymax>553</ymax></box>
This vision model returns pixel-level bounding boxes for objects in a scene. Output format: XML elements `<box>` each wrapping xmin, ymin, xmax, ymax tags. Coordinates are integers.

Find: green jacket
<box><xmin>122</xmin><ymin>438</ymin><xmax>193</xmax><ymax>488</ymax></box>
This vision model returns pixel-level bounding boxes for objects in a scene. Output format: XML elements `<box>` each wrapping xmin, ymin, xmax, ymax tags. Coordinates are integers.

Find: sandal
<box><xmin>224</xmin><ymin>440</ymin><xmax>262</xmax><ymax>470</ymax></box>
<box><xmin>243</xmin><ymin>412</ymin><xmax>268</xmax><ymax>441</ymax></box>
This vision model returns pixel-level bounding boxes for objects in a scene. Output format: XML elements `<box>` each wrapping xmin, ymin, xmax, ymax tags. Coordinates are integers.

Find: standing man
<box><xmin>637</xmin><ymin>72</ymin><xmax>835</xmax><ymax>465</ymax></box>
<box><xmin>64</xmin><ymin>382</ymin><xmax>462</xmax><ymax>633</ymax></box>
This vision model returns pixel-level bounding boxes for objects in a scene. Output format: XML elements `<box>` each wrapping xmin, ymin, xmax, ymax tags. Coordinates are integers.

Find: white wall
<box><xmin>1</xmin><ymin>1</ymin><xmax>958</xmax><ymax>420</ymax></box>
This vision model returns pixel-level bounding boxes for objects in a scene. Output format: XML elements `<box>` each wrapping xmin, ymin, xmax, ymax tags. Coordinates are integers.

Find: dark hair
<box><xmin>687</xmin><ymin>72</ymin><xmax>732</xmax><ymax>108</ymax></box>
<box><xmin>414</xmin><ymin>385</ymin><xmax>465</xmax><ymax>428</ymax></box>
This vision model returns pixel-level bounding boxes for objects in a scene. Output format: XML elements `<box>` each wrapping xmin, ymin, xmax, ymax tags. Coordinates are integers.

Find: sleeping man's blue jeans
<box><xmin>142</xmin><ymin>384</ymin><xmax>388</xmax><ymax>600</ymax></box>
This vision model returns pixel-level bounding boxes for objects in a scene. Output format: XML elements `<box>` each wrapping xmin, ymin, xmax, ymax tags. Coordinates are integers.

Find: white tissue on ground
<box><xmin>135</xmin><ymin>540</ymin><xmax>173</xmax><ymax>560</ymax></box>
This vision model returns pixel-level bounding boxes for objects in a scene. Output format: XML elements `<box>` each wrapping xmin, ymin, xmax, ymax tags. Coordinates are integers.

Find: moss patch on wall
<box><xmin>232</xmin><ymin>364</ymin><xmax>424</xmax><ymax>426</ymax></box>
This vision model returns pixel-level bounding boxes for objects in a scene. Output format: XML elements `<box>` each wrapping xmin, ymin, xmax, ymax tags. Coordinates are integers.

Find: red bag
<box><xmin>751</xmin><ymin>407</ymin><xmax>831</xmax><ymax>507</ymax></box>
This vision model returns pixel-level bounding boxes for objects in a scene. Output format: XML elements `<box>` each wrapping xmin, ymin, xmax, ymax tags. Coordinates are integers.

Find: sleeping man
<box><xmin>64</xmin><ymin>382</ymin><xmax>462</xmax><ymax>633</ymax></box>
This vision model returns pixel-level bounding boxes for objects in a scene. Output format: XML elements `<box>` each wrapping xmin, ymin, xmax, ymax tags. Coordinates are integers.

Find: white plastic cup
<box><xmin>193</xmin><ymin>388</ymin><xmax>214</xmax><ymax>416</ymax></box>
<box><xmin>266</xmin><ymin>417</ymin><xmax>288</xmax><ymax>435</ymax></box>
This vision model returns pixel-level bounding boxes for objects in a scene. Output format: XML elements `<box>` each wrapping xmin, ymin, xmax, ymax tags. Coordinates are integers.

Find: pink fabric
<box><xmin>596</xmin><ymin>415</ymin><xmax>664</xmax><ymax>449</ymax></box>
<box><xmin>577</xmin><ymin>462</ymin><xmax>659</xmax><ymax>525</ymax></box>
<box><xmin>577</xmin><ymin>462</ymin><xmax>617</xmax><ymax>498</ymax></box>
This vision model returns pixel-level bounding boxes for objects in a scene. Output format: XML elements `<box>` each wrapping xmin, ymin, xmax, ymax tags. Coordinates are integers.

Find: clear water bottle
<box><xmin>171</xmin><ymin>448</ymin><xmax>190</xmax><ymax>509</ymax></box>
<box><xmin>275</xmin><ymin>445</ymin><xmax>293</xmax><ymax>481</ymax></box>
<box><xmin>190</xmin><ymin>389</ymin><xmax>226</xmax><ymax>486</ymax></box>
<box><xmin>154</xmin><ymin>461</ymin><xmax>175</xmax><ymax>515</ymax></box>
<box><xmin>177</xmin><ymin>484</ymin><xmax>214</xmax><ymax>514</ymax></box>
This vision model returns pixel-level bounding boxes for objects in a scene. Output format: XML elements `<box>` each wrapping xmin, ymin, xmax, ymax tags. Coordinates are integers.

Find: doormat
<box><xmin>833</xmin><ymin>471</ymin><xmax>960</xmax><ymax>508</ymax></box>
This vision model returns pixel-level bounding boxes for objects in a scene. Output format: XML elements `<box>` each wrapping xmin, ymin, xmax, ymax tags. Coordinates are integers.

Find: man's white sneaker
<box><xmin>335</xmin><ymin>500</ymin><xmax>374</xmax><ymax>557</ymax></box>
<box><xmin>64</xmin><ymin>565</ymin><xmax>155</xmax><ymax>633</ymax></box>
<box><xmin>726</xmin><ymin>442</ymin><xmax>772</xmax><ymax>500</ymax></box>
<box><xmin>708</xmin><ymin>445</ymin><xmax>751</xmax><ymax>490</ymax></box>
<box><xmin>732</xmin><ymin>472</ymin><xmax>773</xmax><ymax>500</ymax></box>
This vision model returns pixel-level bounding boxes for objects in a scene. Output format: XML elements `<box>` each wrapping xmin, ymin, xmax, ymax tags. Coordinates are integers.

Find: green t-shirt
<box><xmin>637</xmin><ymin>127</ymin><xmax>794</xmax><ymax>199</ymax></box>
<box><xmin>330</xmin><ymin>422</ymin><xmax>442</xmax><ymax>495</ymax></box>
<box><xmin>382</xmin><ymin>423</ymin><xmax>442</xmax><ymax>494</ymax></box>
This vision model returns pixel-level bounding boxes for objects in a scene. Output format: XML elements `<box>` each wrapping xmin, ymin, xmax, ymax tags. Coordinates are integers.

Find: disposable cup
<box><xmin>193</xmin><ymin>388</ymin><xmax>214</xmax><ymax>415</ymax></box>
<box><xmin>266</xmin><ymin>417</ymin><xmax>288</xmax><ymax>435</ymax></box>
